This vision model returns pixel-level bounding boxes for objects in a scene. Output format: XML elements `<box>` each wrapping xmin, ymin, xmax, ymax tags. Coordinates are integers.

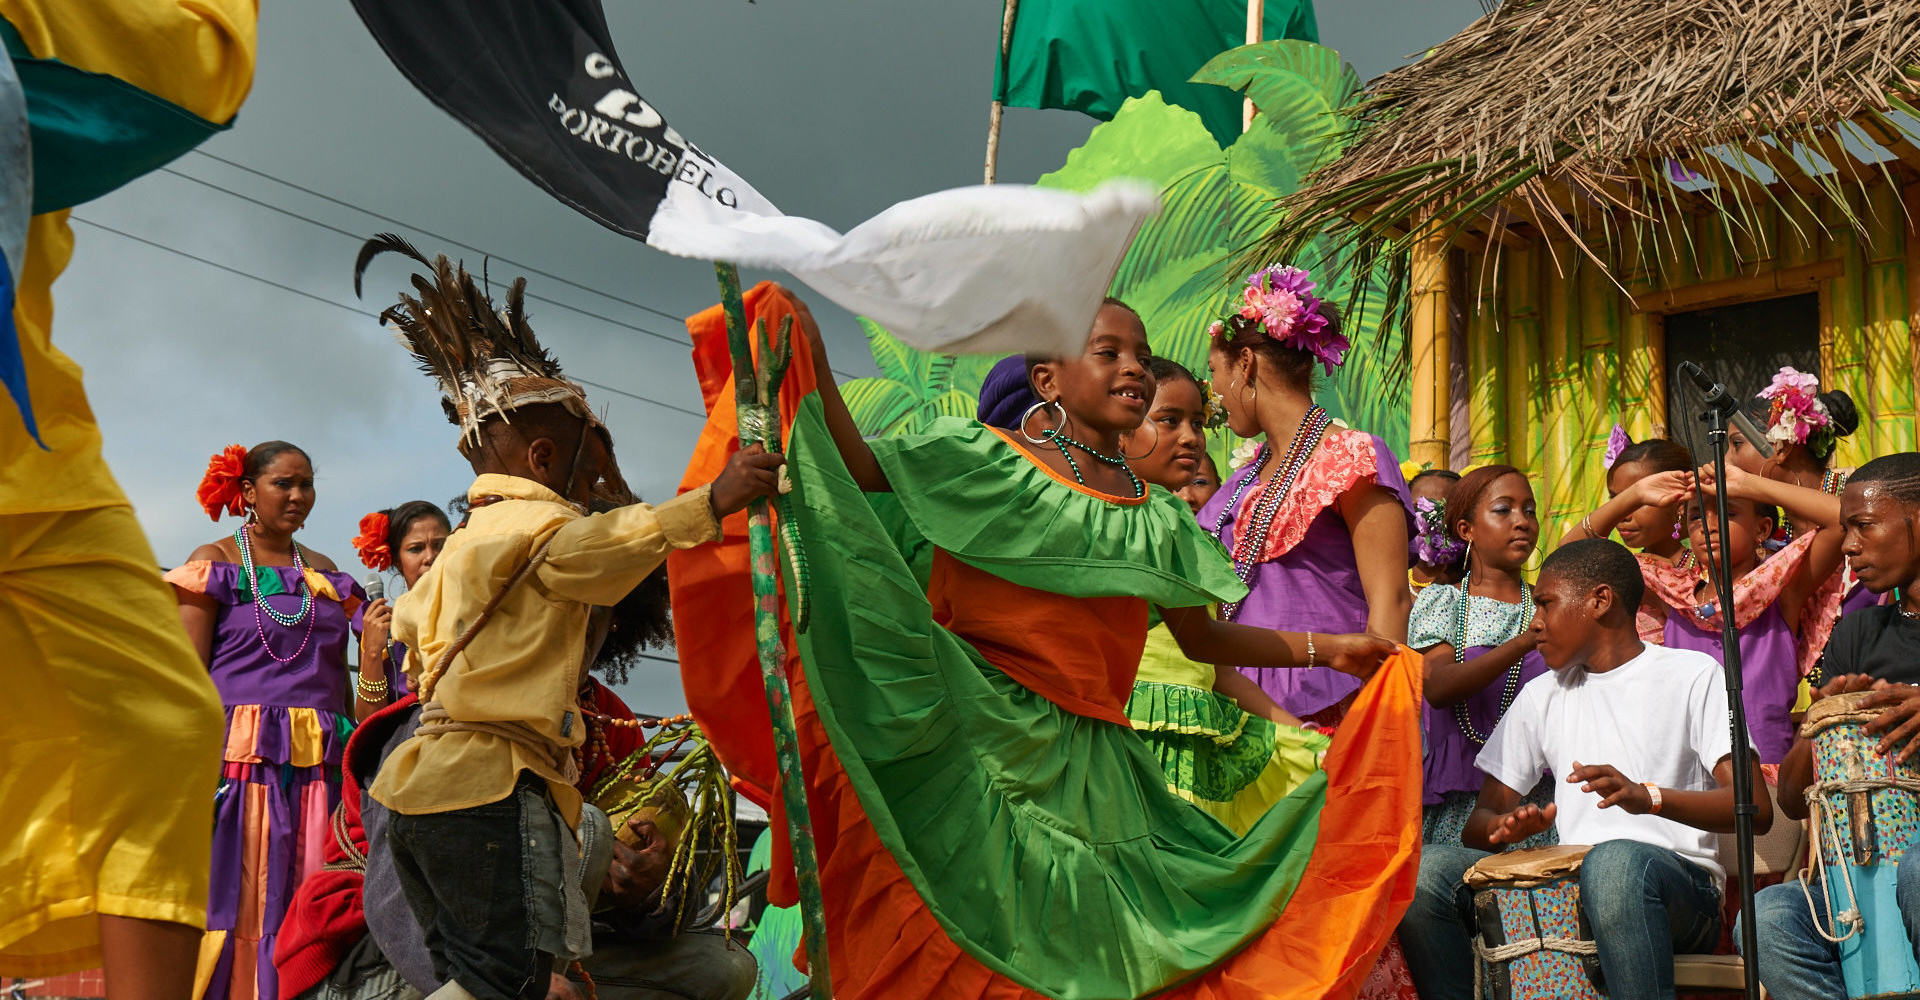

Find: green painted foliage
<box><xmin>840</xmin><ymin>40</ymin><xmax>1408</xmax><ymax>463</ymax></box>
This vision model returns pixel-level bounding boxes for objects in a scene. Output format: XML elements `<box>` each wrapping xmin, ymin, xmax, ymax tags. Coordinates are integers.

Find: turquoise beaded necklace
<box><xmin>1450</xmin><ymin>570</ymin><xmax>1534</xmax><ymax>744</ymax></box>
<box><xmin>235</xmin><ymin>522</ymin><xmax>317</xmax><ymax>663</ymax></box>
<box><xmin>1041</xmin><ymin>426</ymin><xmax>1144</xmax><ymax>498</ymax></box>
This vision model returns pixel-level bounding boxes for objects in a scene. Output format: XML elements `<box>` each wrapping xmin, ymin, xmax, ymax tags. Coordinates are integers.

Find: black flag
<box><xmin>349</xmin><ymin>0</ymin><xmax>775</xmax><ymax>245</ymax></box>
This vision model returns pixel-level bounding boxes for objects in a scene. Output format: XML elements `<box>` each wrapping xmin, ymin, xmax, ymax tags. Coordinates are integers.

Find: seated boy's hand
<box><xmin>1862</xmin><ymin>684</ymin><xmax>1920</xmax><ymax>763</ymax></box>
<box><xmin>1568</xmin><ymin>760</ymin><xmax>1654</xmax><ymax>813</ymax></box>
<box><xmin>1321</xmin><ymin>632</ymin><xmax>1396</xmax><ymax>679</ymax></box>
<box><xmin>710</xmin><ymin>443</ymin><xmax>787</xmax><ymax>518</ymax></box>
<box><xmin>1488</xmin><ymin>802</ymin><xmax>1557</xmax><ymax>845</ymax></box>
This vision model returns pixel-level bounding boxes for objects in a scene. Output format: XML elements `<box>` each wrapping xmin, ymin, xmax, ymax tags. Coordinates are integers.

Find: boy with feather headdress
<box><xmin>352</xmin><ymin>235</ymin><xmax>781</xmax><ymax>1000</ymax></box>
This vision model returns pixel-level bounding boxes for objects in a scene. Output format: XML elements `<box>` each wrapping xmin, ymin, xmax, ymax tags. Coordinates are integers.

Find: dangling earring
<box><xmin>1671</xmin><ymin>517</ymin><xmax>1683</xmax><ymax>540</ymax></box>
<box><xmin>1019</xmin><ymin>398</ymin><xmax>1065</xmax><ymax>445</ymax></box>
<box><xmin>1120</xmin><ymin>421</ymin><xmax>1159</xmax><ymax>461</ymax></box>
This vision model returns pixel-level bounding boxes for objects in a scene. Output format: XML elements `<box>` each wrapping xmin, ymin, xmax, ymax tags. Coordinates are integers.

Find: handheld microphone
<box><xmin>1676</xmin><ymin>362</ymin><xmax>1774</xmax><ymax>459</ymax></box>
<box><xmin>364</xmin><ymin>574</ymin><xmax>385</xmax><ymax>601</ymax></box>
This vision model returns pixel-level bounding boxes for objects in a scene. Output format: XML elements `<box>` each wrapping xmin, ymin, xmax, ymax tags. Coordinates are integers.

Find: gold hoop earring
<box><xmin>1120</xmin><ymin>421</ymin><xmax>1160</xmax><ymax>461</ymax></box>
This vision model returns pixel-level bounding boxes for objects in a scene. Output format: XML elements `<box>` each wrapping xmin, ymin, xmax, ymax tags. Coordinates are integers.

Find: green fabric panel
<box><xmin>1</xmin><ymin>19</ymin><xmax>230</xmax><ymax>213</ymax></box>
<box><xmin>785</xmin><ymin>396</ymin><xmax>1324</xmax><ymax>999</ymax></box>
<box><xmin>990</xmin><ymin>0</ymin><xmax>1318</xmax><ymax>146</ymax></box>
<box><xmin>868</xmin><ymin>416</ymin><xmax>1246</xmax><ymax>609</ymax></box>
<box><xmin>1127</xmin><ymin>680</ymin><xmax>1280</xmax><ymax>802</ymax></box>
<box><xmin>237</xmin><ymin>565</ymin><xmax>288</xmax><ymax>603</ymax></box>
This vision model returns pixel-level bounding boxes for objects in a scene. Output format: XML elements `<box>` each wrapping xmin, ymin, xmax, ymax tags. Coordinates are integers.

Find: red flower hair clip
<box><xmin>197</xmin><ymin>444</ymin><xmax>248</xmax><ymax>522</ymax></box>
<box><xmin>353</xmin><ymin>511</ymin><xmax>393</xmax><ymax>571</ymax></box>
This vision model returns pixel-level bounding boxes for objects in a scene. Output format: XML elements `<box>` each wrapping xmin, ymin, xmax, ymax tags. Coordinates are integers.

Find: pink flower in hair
<box><xmin>1757</xmin><ymin>366</ymin><xmax>1831</xmax><ymax>447</ymax></box>
<box><xmin>1239</xmin><ymin>265</ymin><xmax>1347</xmax><ymax>376</ymax></box>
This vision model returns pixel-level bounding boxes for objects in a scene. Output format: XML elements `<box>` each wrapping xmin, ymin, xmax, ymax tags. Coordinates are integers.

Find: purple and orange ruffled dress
<box><xmin>164</xmin><ymin>560</ymin><xmax>363</xmax><ymax>1000</ymax></box>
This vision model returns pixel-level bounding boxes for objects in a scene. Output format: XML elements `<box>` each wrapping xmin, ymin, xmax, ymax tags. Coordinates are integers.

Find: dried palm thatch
<box><xmin>1257</xmin><ymin>0</ymin><xmax>1920</xmax><ymax>304</ymax></box>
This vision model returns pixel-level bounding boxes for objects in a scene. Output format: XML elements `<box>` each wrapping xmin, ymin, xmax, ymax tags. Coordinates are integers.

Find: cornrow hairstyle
<box><xmin>1540</xmin><ymin>538</ymin><xmax>1646</xmax><ymax>616</ymax></box>
<box><xmin>1849</xmin><ymin>453</ymin><xmax>1920</xmax><ymax>506</ymax></box>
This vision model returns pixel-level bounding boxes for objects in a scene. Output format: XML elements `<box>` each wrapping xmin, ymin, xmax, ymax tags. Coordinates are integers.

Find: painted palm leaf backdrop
<box><xmin>842</xmin><ymin>41</ymin><xmax>1410</xmax><ymax>467</ymax></box>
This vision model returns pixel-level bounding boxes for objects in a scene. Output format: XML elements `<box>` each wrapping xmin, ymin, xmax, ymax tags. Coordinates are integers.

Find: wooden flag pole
<box><xmin>983</xmin><ymin>0</ymin><xmax>1020</xmax><ymax>184</ymax></box>
<box><xmin>714</xmin><ymin>262</ymin><xmax>833</xmax><ymax>998</ymax></box>
<box><xmin>1243</xmin><ymin>0</ymin><xmax>1265</xmax><ymax>131</ymax></box>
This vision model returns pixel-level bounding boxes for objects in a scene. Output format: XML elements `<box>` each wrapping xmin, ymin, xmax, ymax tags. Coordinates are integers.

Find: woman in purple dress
<box><xmin>167</xmin><ymin>441</ymin><xmax>363</xmax><ymax>1000</ymax></box>
<box><xmin>1201</xmin><ymin>265</ymin><xmax>1414</xmax><ymax>726</ymax></box>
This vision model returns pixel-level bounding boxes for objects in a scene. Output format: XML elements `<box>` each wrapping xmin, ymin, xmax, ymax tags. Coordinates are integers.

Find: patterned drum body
<box><xmin>1806</xmin><ymin>692</ymin><xmax>1920</xmax><ymax>999</ymax></box>
<box><xmin>1466</xmin><ymin>846</ymin><xmax>1604</xmax><ymax>1000</ymax></box>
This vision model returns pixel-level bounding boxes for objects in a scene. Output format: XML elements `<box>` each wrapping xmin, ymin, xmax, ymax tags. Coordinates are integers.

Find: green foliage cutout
<box><xmin>839</xmin><ymin>40</ymin><xmax>1408</xmax><ymax>467</ymax></box>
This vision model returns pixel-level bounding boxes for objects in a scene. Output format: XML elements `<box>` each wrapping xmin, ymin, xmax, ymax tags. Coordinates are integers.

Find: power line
<box><xmin>68</xmin><ymin>215</ymin><xmax>709</xmax><ymax>420</ymax></box>
<box><xmin>179</xmin><ymin>149</ymin><xmax>864</xmax><ymax>381</ymax></box>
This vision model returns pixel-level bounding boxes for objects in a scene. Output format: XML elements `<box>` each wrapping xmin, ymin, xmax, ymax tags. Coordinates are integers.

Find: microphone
<box><xmin>1676</xmin><ymin>362</ymin><xmax>1774</xmax><ymax>458</ymax></box>
<box><xmin>364</xmin><ymin>574</ymin><xmax>385</xmax><ymax>601</ymax></box>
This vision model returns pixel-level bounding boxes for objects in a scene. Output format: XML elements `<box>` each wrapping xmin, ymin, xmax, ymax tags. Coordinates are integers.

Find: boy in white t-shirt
<box><xmin>1398</xmin><ymin>538</ymin><xmax>1773</xmax><ymax>1000</ymax></box>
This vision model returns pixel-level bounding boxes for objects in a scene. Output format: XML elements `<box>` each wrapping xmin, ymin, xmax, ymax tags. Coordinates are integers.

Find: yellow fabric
<box><xmin>0</xmin><ymin>505</ymin><xmax>224</xmax><ymax>975</ymax></box>
<box><xmin>371</xmin><ymin>474</ymin><xmax>720</xmax><ymax>825</ymax></box>
<box><xmin>1131</xmin><ymin>624</ymin><xmax>1329</xmax><ymax>835</ymax></box>
<box><xmin>1792</xmin><ymin>676</ymin><xmax>1813</xmax><ymax>716</ymax></box>
<box><xmin>0</xmin><ymin>0</ymin><xmax>257</xmax><ymax>514</ymax></box>
<box><xmin>287</xmin><ymin>708</ymin><xmax>323</xmax><ymax>769</ymax></box>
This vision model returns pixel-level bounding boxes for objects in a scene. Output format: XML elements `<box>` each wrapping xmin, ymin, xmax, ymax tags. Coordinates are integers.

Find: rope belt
<box><xmin>1799</xmin><ymin>773</ymin><xmax>1920</xmax><ymax>944</ymax></box>
<box><xmin>319</xmin><ymin>801</ymin><xmax>368</xmax><ymax>874</ymax></box>
<box><xmin>1473</xmin><ymin>931</ymin><xmax>1598</xmax><ymax>997</ymax></box>
<box><xmin>417</xmin><ymin>700</ymin><xmax>582</xmax><ymax>786</ymax></box>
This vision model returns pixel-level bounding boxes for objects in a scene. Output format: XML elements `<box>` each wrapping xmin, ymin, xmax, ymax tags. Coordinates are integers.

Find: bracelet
<box><xmin>1582</xmin><ymin>514</ymin><xmax>1601</xmax><ymax>539</ymax></box>
<box><xmin>356</xmin><ymin>673</ymin><xmax>391</xmax><ymax>703</ymax></box>
<box><xmin>1306</xmin><ymin>631</ymin><xmax>1317</xmax><ymax>669</ymax></box>
<box><xmin>1642</xmin><ymin>781</ymin><xmax>1663</xmax><ymax>814</ymax></box>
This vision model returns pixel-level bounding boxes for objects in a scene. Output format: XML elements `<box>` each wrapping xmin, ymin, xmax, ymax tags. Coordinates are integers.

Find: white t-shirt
<box><xmin>1475</xmin><ymin>643</ymin><xmax>1745</xmax><ymax>885</ymax></box>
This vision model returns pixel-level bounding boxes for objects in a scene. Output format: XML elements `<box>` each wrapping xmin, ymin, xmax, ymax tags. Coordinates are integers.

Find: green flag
<box><xmin>991</xmin><ymin>0</ymin><xmax>1318</xmax><ymax>146</ymax></box>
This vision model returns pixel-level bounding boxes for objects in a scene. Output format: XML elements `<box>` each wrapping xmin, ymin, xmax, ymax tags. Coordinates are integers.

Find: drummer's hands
<box><xmin>1568</xmin><ymin>760</ymin><xmax>1655</xmax><ymax>814</ymax></box>
<box><xmin>545</xmin><ymin>973</ymin><xmax>586</xmax><ymax>1000</ymax></box>
<box><xmin>1861</xmin><ymin>683</ymin><xmax>1920</xmax><ymax>763</ymax></box>
<box><xmin>1320</xmin><ymin>632</ymin><xmax>1397</xmax><ymax>680</ymax></box>
<box><xmin>1815</xmin><ymin>673</ymin><xmax>1882</xmax><ymax>701</ymax></box>
<box><xmin>1487</xmin><ymin>802</ymin><xmax>1558</xmax><ymax>845</ymax></box>
<box><xmin>600</xmin><ymin>818</ymin><xmax>671</xmax><ymax>912</ymax></box>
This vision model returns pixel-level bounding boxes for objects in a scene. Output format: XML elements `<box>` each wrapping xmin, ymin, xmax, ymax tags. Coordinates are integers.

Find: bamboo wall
<box><xmin>1436</xmin><ymin>176</ymin><xmax>1920</xmax><ymax>550</ymax></box>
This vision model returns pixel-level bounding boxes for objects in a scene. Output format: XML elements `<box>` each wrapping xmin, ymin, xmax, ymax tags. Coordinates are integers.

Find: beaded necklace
<box><xmin>1213</xmin><ymin>405</ymin><xmax>1331</xmax><ymax>621</ymax></box>
<box><xmin>234</xmin><ymin>523</ymin><xmax>317</xmax><ymax>664</ymax></box>
<box><xmin>1041</xmin><ymin>427</ymin><xmax>1144</xmax><ymax>498</ymax></box>
<box><xmin>1450</xmin><ymin>570</ymin><xmax>1534</xmax><ymax>744</ymax></box>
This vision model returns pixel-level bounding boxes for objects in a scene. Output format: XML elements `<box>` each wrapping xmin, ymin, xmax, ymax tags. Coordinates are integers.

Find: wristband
<box><xmin>1306</xmin><ymin>632</ymin><xmax>1317</xmax><ymax>669</ymax></box>
<box><xmin>1642</xmin><ymin>781</ymin><xmax>1663</xmax><ymax>814</ymax></box>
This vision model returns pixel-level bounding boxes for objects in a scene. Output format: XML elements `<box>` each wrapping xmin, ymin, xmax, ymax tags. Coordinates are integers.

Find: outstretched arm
<box><xmin>1159</xmin><ymin>605</ymin><xmax>1395</xmax><ymax>679</ymax></box>
<box><xmin>1423</xmin><ymin>632</ymin><xmax>1539</xmax><ymax>707</ymax></box>
<box><xmin>793</xmin><ymin>294</ymin><xmax>890</xmax><ymax>492</ymax></box>
<box><xmin>1703</xmin><ymin>462</ymin><xmax>1843</xmax><ymax>626</ymax></box>
<box><xmin>1564</xmin><ymin>755</ymin><xmax>1772</xmax><ymax>835</ymax></box>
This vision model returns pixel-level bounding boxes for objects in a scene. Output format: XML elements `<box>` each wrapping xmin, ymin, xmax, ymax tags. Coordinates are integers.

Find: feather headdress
<box><xmin>354</xmin><ymin>233</ymin><xmax>597</xmax><ymax>453</ymax></box>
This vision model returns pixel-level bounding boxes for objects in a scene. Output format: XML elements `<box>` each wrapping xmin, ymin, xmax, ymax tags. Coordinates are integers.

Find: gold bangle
<box><xmin>1306</xmin><ymin>631</ymin><xmax>1317</xmax><ymax>669</ymax></box>
<box><xmin>1582</xmin><ymin>514</ymin><xmax>1601</xmax><ymax>539</ymax></box>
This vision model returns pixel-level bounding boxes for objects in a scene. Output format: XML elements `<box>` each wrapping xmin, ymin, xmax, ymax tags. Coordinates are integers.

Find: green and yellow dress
<box><xmin>1126</xmin><ymin>622</ymin><xmax>1331</xmax><ymax>835</ymax></box>
<box><xmin>719</xmin><ymin>398</ymin><xmax>1426</xmax><ymax>1000</ymax></box>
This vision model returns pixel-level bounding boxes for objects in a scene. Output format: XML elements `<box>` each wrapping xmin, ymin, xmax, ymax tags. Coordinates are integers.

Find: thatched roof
<box><xmin>1261</xmin><ymin>0</ymin><xmax>1920</xmax><ymax>282</ymax></box>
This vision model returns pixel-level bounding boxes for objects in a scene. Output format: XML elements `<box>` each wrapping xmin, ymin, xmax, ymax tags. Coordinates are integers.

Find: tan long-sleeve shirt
<box><xmin>369</xmin><ymin>474</ymin><xmax>718</xmax><ymax>825</ymax></box>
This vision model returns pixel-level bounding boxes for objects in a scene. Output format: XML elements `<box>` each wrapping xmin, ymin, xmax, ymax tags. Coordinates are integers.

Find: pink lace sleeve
<box><xmin>1232</xmin><ymin>429</ymin><xmax>1382</xmax><ymax>563</ymax></box>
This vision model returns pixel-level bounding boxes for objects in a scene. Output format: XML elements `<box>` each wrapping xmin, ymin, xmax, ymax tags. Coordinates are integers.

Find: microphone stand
<box><xmin>1690</xmin><ymin>382</ymin><xmax>1762</xmax><ymax>1000</ymax></box>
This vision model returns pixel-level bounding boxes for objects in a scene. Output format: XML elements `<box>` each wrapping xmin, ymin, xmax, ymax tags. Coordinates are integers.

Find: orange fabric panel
<box><xmin>667</xmin><ymin>282</ymin><xmax>821</xmax><ymax>814</ymax></box>
<box><xmin>782</xmin><ymin>648</ymin><xmax>1425</xmax><ymax>1000</ymax></box>
<box><xmin>927</xmin><ymin>550</ymin><xmax>1144</xmax><ymax>727</ymax></box>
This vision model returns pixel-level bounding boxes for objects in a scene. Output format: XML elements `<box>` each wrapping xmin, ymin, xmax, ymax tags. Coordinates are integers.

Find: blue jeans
<box><xmin>1741</xmin><ymin>850</ymin><xmax>1920</xmax><ymax>1000</ymax></box>
<box><xmin>1400</xmin><ymin>841</ymin><xmax>1723</xmax><ymax>1000</ymax></box>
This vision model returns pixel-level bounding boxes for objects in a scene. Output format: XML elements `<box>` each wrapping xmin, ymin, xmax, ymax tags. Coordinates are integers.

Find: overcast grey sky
<box><xmin>53</xmin><ymin>0</ymin><xmax>1483</xmax><ymax>713</ymax></box>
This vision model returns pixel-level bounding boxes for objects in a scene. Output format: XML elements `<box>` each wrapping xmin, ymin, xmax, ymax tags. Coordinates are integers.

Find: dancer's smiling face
<box><xmin>1029</xmin><ymin>303</ymin><xmax>1156</xmax><ymax>438</ymax></box>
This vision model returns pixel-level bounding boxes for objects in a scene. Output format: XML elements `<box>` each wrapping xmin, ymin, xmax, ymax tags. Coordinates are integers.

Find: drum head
<box><xmin>1464</xmin><ymin>844</ymin><xmax>1592</xmax><ymax>890</ymax></box>
<box><xmin>1803</xmin><ymin>690</ymin><xmax>1886</xmax><ymax>738</ymax></box>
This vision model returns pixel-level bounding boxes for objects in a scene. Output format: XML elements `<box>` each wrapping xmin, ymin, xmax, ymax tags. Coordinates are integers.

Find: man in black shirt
<box><xmin>1748</xmin><ymin>453</ymin><xmax>1920</xmax><ymax>1000</ymax></box>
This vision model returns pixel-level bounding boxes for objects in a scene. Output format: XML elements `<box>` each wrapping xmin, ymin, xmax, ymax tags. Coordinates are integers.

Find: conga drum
<box><xmin>1464</xmin><ymin>845</ymin><xmax>1604</xmax><ymax>1000</ymax></box>
<box><xmin>1803</xmin><ymin>690</ymin><xmax>1920</xmax><ymax>999</ymax></box>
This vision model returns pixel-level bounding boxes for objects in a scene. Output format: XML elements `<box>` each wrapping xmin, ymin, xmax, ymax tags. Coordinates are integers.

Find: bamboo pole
<box><xmin>1824</xmin><ymin>191</ymin><xmax>1872</xmax><ymax>469</ymax></box>
<box><xmin>1504</xmin><ymin>245</ymin><xmax>1545</xmax><ymax>480</ymax></box>
<box><xmin>1906</xmin><ymin>181</ymin><xmax>1920</xmax><ymax>456</ymax></box>
<box><xmin>714</xmin><ymin>262</ymin><xmax>833</xmax><ymax>998</ymax></box>
<box><xmin>1864</xmin><ymin>180</ymin><xmax>1913</xmax><ymax>454</ymax></box>
<box><xmin>1242</xmin><ymin>0</ymin><xmax>1265</xmax><ymax>131</ymax></box>
<box><xmin>1620</xmin><ymin>226</ymin><xmax>1662</xmax><ymax>439</ymax></box>
<box><xmin>1467</xmin><ymin>251</ymin><xmax>1507</xmax><ymax>466</ymax></box>
<box><xmin>983</xmin><ymin>0</ymin><xmax>1020</xmax><ymax>184</ymax></box>
<box><xmin>1540</xmin><ymin>245</ymin><xmax>1582</xmax><ymax>543</ymax></box>
<box><xmin>1409</xmin><ymin>224</ymin><xmax>1452</xmax><ymax>468</ymax></box>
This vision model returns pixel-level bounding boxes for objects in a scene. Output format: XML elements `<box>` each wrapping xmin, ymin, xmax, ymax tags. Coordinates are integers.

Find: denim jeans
<box><xmin>1401</xmin><ymin>841</ymin><xmax>1723</xmax><ymax>1000</ymax></box>
<box><xmin>562</xmin><ymin>930</ymin><xmax>758</xmax><ymax>1000</ymax></box>
<box><xmin>387</xmin><ymin>774</ymin><xmax>555</xmax><ymax>1000</ymax></box>
<box><xmin>1741</xmin><ymin>849</ymin><xmax>1920</xmax><ymax>1000</ymax></box>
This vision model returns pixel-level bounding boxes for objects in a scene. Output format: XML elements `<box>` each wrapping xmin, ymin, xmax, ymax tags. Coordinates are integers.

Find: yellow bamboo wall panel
<box><xmin>1409</xmin><ymin>228</ymin><xmax>1451</xmax><ymax>468</ymax></box>
<box><xmin>1778</xmin><ymin>195</ymin><xmax>1823</xmax><ymax>270</ymax></box>
<box><xmin>1504</xmin><ymin>246</ymin><xmax>1547</xmax><ymax>482</ymax></box>
<box><xmin>1693</xmin><ymin>212</ymin><xmax>1738</xmax><ymax>284</ymax></box>
<box><xmin>1734</xmin><ymin>203</ymin><xmax>1778</xmax><ymax>268</ymax></box>
<box><xmin>1906</xmin><ymin>183</ymin><xmax>1920</xmax><ymax>444</ymax></box>
<box><xmin>1467</xmin><ymin>251</ymin><xmax>1507</xmax><ymax>465</ymax></box>
<box><xmin>1619</xmin><ymin>227</ymin><xmax>1663</xmax><ymax>438</ymax></box>
<box><xmin>1824</xmin><ymin>191</ymin><xmax>1871</xmax><ymax>466</ymax></box>
<box><xmin>1862</xmin><ymin>180</ymin><xmax>1913</xmax><ymax>457</ymax></box>
<box><xmin>1540</xmin><ymin>248</ymin><xmax>1584</xmax><ymax>543</ymax></box>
